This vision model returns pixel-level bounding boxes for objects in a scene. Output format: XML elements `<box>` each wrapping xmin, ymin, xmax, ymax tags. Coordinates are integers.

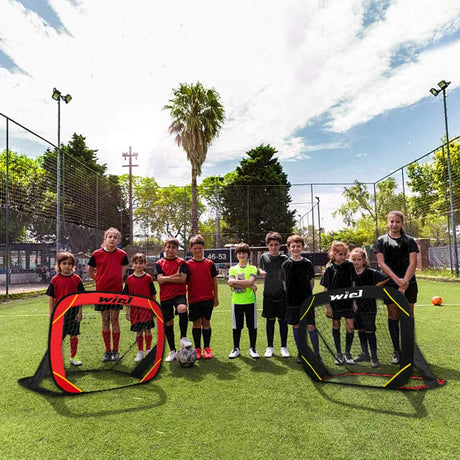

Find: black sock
<box><xmin>345</xmin><ymin>331</ymin><xmax>354</xmax><ymax>354</ymax></box>
<box><xmin>249</xmin><ymin>328</ymin><xmax>257</xmax><ymax>349</ymax></box>
<box><xmin>309</xmin><ymin>329</ymin><xmax>320</xmax><ymax>356</ymax></box>
<box><xmin>233</xmin><ymin>329</ymin><xmax>241</xmax><ymax>349</ymax></box>
<box><xmin>332</xmin><ymin>328</ymin><xmax>341</xmax><ymax>354</ymax></box>
<box><xmin>266</xmin><ymin>319</ymin><xmax>275</xmax><ymax>347</ymax></box>
<box><xmin>165</xmin><ymin>324</ymin><xmax>175</xmax><ymax>351</ymax></box>
<box><xmin>358</xmin><ymin>331</ymin><xmax>369</xmax><ymax>356</ymax></box>
<box><xmin>278</xmin><ymin>319</ymin><xmax>288</xmax><ymax>347</ymax></box>
<box><xmin>179</xmin><ymin>312</ymin><xmax>188</xmax><ymax>338</ymax></box>
<box><xmin>202</xmin><ymin>328</ymin><xmax>211</xmax><ymax>348</ymax></box>
<box><xmin>192</xmin><ymin>327</ymin><xmax>201</xmax><ymax>349</ymax></box>
<box><xmin>367</xmin><ymin>332</ymin><xmax>377</xmax><ymax>359</ymax></box>
<box><xmin>388</xmin><ymin>319</ymin><xmax>400</xmax><ymax>351</ymax></box>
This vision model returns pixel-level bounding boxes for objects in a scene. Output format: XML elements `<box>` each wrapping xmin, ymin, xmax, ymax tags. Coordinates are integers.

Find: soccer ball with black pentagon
<box><xmin>176</xmin><ymin>347</ymin><xmax>197</xmax><ymax>367</ymax></box>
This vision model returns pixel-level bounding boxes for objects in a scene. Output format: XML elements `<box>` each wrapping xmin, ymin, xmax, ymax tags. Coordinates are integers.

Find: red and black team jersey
<box><xmin>88</xmin><ymin>248</ymin><xmax>129</xmax><ymax>292</ymax></box>
<box><xmin>186</xmin><ymin>258</ymin><xmax>218</xmax><ymax>304</ymax></box>
<box><xmin>155</xmin><ymin>257</ymin><xmax>187</xmax><ymax>301</ymax></box>
<box><xmin>46</xmin><ymin>273</ymin><xmax>85</xmax><ymax>305</ymax></box>
<box><xmin>123</xmin><ymin>273</ymin><xmax>156</xmax><ymax>299</ymax></box>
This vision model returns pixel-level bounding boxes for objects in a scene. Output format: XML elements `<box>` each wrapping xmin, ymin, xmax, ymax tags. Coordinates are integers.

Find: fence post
<box><xmin>5</xmin><ymin>118</ymin><xmax>10</xmax><ymax>298</ymax></box>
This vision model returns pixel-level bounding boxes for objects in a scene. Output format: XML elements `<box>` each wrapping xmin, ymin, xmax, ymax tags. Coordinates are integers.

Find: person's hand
<box><xmin>76</xmin><ymin>311</ymin><xmax>82</xmax><ymax>323</ymax></box>
<box><xmin>326</xmin><ymin>305</ymin><xmax>332</xmax><ymax>318</ymax></box>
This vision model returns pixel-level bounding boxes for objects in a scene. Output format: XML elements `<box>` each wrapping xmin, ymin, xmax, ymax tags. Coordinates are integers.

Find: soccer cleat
<box><xmin>280</xmin><ymin>346</ymin><xmax>290</xmax><ymax>358</ymax></box>
<box><xmin>203</xmin><ymin>347</ymin><xmax>213</xmax><ymax>359</ymax></box>
<box><xmin>296</xmin><ymin>355</ymin><xmax>302</xmax><ymax>364</ymax></box>
<box><xmin>102</xmin><ymin>351</ymin><xmax>112</xmax><ymax>362</ymax></box>
<box><xmin>342</xmin><ymin>352</ymin><xmax>355</xmax><ymax>365</ymax></box>
<box><xmin>391</xmin><ymin>350</ymin><xmax>400</xmax><ymax>364</ymax></box>
<box><xmin>70</xmin><ymin>355</ymin><xmax>82</xmax><ymax>366</ymax></box>
<box><xmin>249</xmin><ymin>348</ymin><xmax>260</xmax><ymax>359</ymax></box>
<box><xmin>228</xmin><ymin>347</ymin><xmax>240</xmax><ymax>359</ymax></box>
<box><xmin>334</xmin><ymin>353</ymin><xmax>344</xmax><ymax>365</ymax></box>
<box><xmin>353</xmin><ymin>352</ymin><xmax>370</xmax><ymax>362</ymax></box>
<box><xmin>180</xmin><ymin>337</ymin><xmax>193</xmax><ymax>348</ymax></box>
<box><xmin>264</xmin><ymin>347</ymin><xmax>274</xmax><ymax>358</ymax></box>
<box><xmin>195</xmin><ymin>348</ymin><xmax>202</xmax><ymax>360</ymax></box>
<box><xmin>111</xmin><ymin>351</ymin><xmax>120</xmax><ymax>361</ymax></box>
<box><xmin>371</xmin><ymin>357</ymin><xmax>380</xmax><ymax>368</ymax></box>
<box><xmin>145</xmin><ymin>349</ymin><xmax>151</xmax><ymax>356</ymax></box>
<box><xmin>165</xmin><ymin>350</ymin><xmax>177</xmax><ymax>362</ymax></box>
<box><xmin>135</xmin><ymin>350</ymin><xmax>144</xmax><ymax>362</ymax></box>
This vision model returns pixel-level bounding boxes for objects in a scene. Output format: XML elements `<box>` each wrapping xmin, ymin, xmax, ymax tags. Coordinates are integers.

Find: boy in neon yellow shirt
<box><xmin>228</xmin><ymin>243</ymin><xmax>259</xmax><ymax>359</ymax></box>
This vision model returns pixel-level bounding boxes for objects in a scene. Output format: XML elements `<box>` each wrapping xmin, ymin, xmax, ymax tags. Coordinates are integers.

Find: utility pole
<box><xmin>122</xmin><ymin>147</ymin><xmax>138</xmax><ymax>246</ymax></box>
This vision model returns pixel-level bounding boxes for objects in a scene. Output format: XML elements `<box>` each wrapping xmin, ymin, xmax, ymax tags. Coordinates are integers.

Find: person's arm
<box><xmin>376</xmin><ymin>253</ymin><xmax>408</xmax><ymax>289</ymax></box>
<box><xmin>48</xmin><ymin>296</ymin><xmax>54</xmax><ymax>320</ymax></box>
<box><xmin>88</xmin><ymin>265</ymin><xmax>96</xmax><ymax>281</ymax></box>
<box><xmin>76</xmin><ymin>306</ymin><xmax>83</xmax><ymax>323</ymax></box>
<box><xmin>157</xmin><ymin>271</ymin><xmax>186</xmax><ymax>284</ymax></box>
<box><xmin>403</xmin><ymin>252</ymin><xmax>417</xmax><ymax>285</ymax></box>
<box><xmin>228</xmin><ymin>276</ymin><xmax>256</xmax><ymax>288</ymax></box>
<box><xmin>213</xmin><ymin>276</ymin><xmax>219</xmax><ymax>307</ymax></box>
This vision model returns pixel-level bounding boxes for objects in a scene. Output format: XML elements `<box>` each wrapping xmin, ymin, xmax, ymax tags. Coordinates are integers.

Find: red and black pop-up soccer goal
<box><xmin>297</xmin><ymin>286</ymin><xmax>446</xmax><ymax>390</ymax></box>
<box><xmin>18</xmin><ymin>291</ymin><xmax>164</xmax><ymax>395</ymax></box>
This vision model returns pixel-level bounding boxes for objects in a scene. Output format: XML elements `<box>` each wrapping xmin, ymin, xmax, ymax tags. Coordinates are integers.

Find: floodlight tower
<box><xmin>429</xmin><ymin>80</ymin><xmax>458</xmax><ymax>276</ymax></box>
<box><xmin>52</xmin><ymin>88</ymin><xmax>72</xmax><ymax>255</ymax></box>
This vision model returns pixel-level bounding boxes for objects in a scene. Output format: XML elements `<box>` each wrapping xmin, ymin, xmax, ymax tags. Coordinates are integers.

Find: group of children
<box><xmin>47</xmin><ymin>210</ymin><xmax>418</xmax><ymax>369</ymax></box>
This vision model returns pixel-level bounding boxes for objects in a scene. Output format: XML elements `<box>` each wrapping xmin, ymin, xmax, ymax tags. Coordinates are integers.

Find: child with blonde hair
<box><xmin>320</xmin><ymin>241</ymin><xmax>356</xmax><ymax>365</ymax></box>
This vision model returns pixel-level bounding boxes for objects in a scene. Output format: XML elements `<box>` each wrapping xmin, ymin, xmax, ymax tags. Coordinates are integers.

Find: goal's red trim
<box><xmin>49</xmin><ymin>291</ymin><xmax>164</xmax><ymax>393</ymax></box>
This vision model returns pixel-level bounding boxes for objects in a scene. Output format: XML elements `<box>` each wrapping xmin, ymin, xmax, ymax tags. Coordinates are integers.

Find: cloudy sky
<box><xmin>2</xmin><ymin>0</ymin><xmax>460</xmax><ymax>230</ymax></box>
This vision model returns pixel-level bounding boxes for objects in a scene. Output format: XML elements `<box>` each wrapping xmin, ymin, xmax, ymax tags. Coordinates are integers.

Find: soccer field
<box><xmin>1</xmin><ymin>279</ymin><xmax>460</xmax><ymax>459</ymax></box>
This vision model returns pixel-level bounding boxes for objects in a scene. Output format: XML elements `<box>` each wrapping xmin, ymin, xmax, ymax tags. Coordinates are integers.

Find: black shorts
<box><xmin>262</xmin><ymin>299</ymin><xmax>287</xmax><ymax>319</ymax></box>
<box><xmin>354</xmin><ymin>312</ymin><xmax>377</xmax><ymax>332</ymax></box>
<box><xmin>95</xmin><ymin>304</ymin><xmax>123</xmax><ymax>312</ymax></box>
<box><xmin>130</xmin><ymin>320</ymin><xmax>155</xmax><ymax>332</ymax></box>
<box><xmin>160</xmin><ymin>295</ymin><xmax>188</xmax><ymax>322</ymax></box>
<box><xmin>383</xmin><ymin>283</ymin><xmax>418</xmax><ymax>305</ymax></box>
<box><xmin>62</xmin><ymin>309</ymin><xmax>80</xmax><ymax>337</ymax></box>
<box><xmin>189</xmin><ymin>299</ymin><xmax>214</xmax><ymax>322</ymax></box>
<box><xmin>285</xmin><ymin>305</ymin><xmax>315</xmax><ymax>326</ymax></box>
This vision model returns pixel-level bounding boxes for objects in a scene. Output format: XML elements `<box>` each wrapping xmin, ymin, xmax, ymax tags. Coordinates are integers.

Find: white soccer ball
<box><xmin>176</xmin><ymin>347</ymin><xmax>197</xmax><ymax>367</ymax></box>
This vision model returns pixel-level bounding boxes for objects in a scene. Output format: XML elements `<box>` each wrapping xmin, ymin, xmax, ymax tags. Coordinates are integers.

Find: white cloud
<box><xmin>1</xmin><ymin>0</ymin><xmax>460</xmax><ymax>187</ymax></box>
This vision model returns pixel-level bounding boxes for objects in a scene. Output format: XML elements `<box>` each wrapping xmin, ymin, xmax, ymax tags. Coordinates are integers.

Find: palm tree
<box><xmin>164</xmin><ymin>82</ymin><xmax>225</xmax><ymax>235</ymax></box>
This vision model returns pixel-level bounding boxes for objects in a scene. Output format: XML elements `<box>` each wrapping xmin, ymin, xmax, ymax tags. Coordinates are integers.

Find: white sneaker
<box><xmin>165</xmin><ymin>350</ymin><xmax>177</xmax><ymax>362</ymax></box>
<box><xmin>135</xmin><ymin>350</ymin><xmax>144</xmax><ymax>362</ymax></box>
<box><xmin>249</xmin><ymin>348</ymin><xmax>260</xmax><ymax>359</ymax></box>
<box><xmin>280</xmin><ymin>347</ymin><xmax>290</xmax><ymax>358</ymax></box>
<box><xmin>264</xmin><ymin>347</ymin><xmax>274</xmax><ymax>358</ymax></box>
<box><xmin>70</xmin><ymin>356</ymin><xmax>82</xmax><ymax>366</ymax></box>
<box><xmin>228</xmin><ymin>347</ymin><xmax>240</xmax><ymax>359</ymax></box>
<box><xmin>180</xmin><ymin>337</ymin><xmax>193</xmax><ymax>348</ymax></box>
<box><xmin>145</xmin><ymin>349</ymin><xmax>151</xmax><ymax>356</ymax></box>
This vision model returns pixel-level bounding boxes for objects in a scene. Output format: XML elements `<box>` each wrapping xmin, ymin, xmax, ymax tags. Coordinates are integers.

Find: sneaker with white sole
<box><xmin>180</xmin><ymin>337</ymin><xmax>193</xmax><ymax>348</ymax></box>
<box><xmin>145</xmin><ymin>349</ymin><xmax>151</xmax><ymax>356</ymax></box>
<box><xmin>111</xmin><ymin>351</ymin><xmax>120</xmax><ymax>361</ymax></box>
<box><xmin>249</xmin><ymin>348</ymin><xmax>260</xmax><ymax>359</ymax></box>
<box><xmin>391</xmin><ymin>350</ymin><xmax>400</xmax><ymax>364</ymax></box>
<box><xmin>280</xmin><ymin>346</ymin><xmax>290</xmax><ymax>358</ymax></box>
<box><xmin>102</xmin><ymin>351</ymin><xmax>112</xmax><ymax>362</ymax></box>
<box><xmin>353</xmin><ymin>352</ymin><xmax>370</xmax><ymax>362</ymax></box>
<box><xmin>280</xmin><ymin>347</ymin><xmax>290</xmax><ymax>358</ymax></box>
<box><xmin>264</xmin><ymin>347</ymin><xmax>274</xmax><ymax>358</ymax></box>
<box><xmin>342</xmin><ymin>352</ymin><xmax>355</xmax><ymax>365</ymax></box>
<box><xmin>371</xmin><ymin>357</ymin><xmax>380</xmax><ymax>368</ymax></box>
<box><xmin>228</xmin><ymin>347</ymin><xmax>240</xmax><ymax>359</ymax></box>
<box><xmin>135</xmin><ymin>350</ymin><xmax>144</xmax><ymax>362</ymax></box>
<box><xmin>335</xmin><ymin>353</ymin><xmax>344</xmax><ymax>365</ymax></box>
<box><xmin>70</xmin><ymin>355</ymin><xmax>82</xmax><ymax>366</ymax></box>
<box><xmin>165</xmin><ymin>350</ymin><xmax>177</xmax><ymax>362</ymax></box>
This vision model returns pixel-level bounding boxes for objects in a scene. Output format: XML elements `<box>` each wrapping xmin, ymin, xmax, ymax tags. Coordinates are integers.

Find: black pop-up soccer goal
<box><xmin>18</xmin><ymin>291</ymin><xmax>164</xmax><ymax>395</ymax></box>
<box><xmin>297</xmin><ymin>286</ymin><xmax>446</xmax><ymax>390</ymax></box>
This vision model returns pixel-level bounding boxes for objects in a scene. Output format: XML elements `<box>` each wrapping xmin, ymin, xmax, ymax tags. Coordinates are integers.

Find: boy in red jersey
<box><xmin>47</xmin><ymin>252</ymin><xmax>85</xmax><ymax>366</ymax></box>
<box><xmin>155</xmin><ymin>237</ymin><xmax>189</xmax><ymax>362</ymax></box>
<box><xmin>124</xmin><ymin>253</ymin><xmax>157</xmax><ymax>362</ymax></box>
<box><xmin>186</xmin><ymin>235</ymin><xmax>219</xmax><ymax>359</ymax></box>
<box><xmin>88</xmin><ymin>227</ymin><xmax>129</xmax><ymax>362</ymax></box>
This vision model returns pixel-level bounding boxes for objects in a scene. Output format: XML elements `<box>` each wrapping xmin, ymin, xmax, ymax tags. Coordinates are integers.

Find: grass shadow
<box><xmin>165</xmin><ymin>357</ymin><xmax>240</xmax><ymax>382</ymax></box>
<box><xmin>239</xmin><ymin>355</ymin><xmax>289</xmax><ymax>374</ymax></box>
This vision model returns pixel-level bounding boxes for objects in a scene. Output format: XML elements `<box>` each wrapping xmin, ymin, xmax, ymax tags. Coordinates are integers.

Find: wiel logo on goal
<box><xmin>97</xmin><ymin>294</ymin><xmax>134</xmax><ymax>304</ymax></box>
<box><xmin>328</xmin><ymin>289</ymin><xmax>363</xmax><ymax>301</ymax></box>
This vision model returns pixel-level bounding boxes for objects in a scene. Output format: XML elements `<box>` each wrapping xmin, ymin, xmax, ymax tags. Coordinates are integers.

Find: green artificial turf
<box><xmin>0</xmin><ymin>279</ymin><xmax>459</xmax><ymax>459</ymax></box>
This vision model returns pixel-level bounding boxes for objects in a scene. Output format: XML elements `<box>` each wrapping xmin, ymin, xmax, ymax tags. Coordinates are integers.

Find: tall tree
<box><xmin>221</xmin><ymin>145</ymin><xmax>296</xmax><ymax>245</ymax></box>
<box><xmin>164</xmin><ymin>82</ymin><xmax>225</xmax><ymax>234</ymax></box>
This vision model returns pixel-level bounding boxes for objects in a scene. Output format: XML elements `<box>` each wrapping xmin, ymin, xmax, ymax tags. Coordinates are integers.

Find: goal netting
<box><xmin>297</xmin><ymin>286</ymin><xmax>446</xmax><ymax>390</ymax></box>
<box><xmin>18</xmin><ymin>291</ymin><xmax>164</xmax><ymax>395</ymax></box>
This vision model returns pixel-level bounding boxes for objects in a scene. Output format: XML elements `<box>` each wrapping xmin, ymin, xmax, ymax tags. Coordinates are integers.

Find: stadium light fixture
<box><xmin>52</xmin><ymin>87</ymin><xmax>72</xmax><ymax>254</ymax></box>
<box><xmin>429</xmin><ymin>79</ymin><xmax>458</xmax><ymax>276</ymax></box>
